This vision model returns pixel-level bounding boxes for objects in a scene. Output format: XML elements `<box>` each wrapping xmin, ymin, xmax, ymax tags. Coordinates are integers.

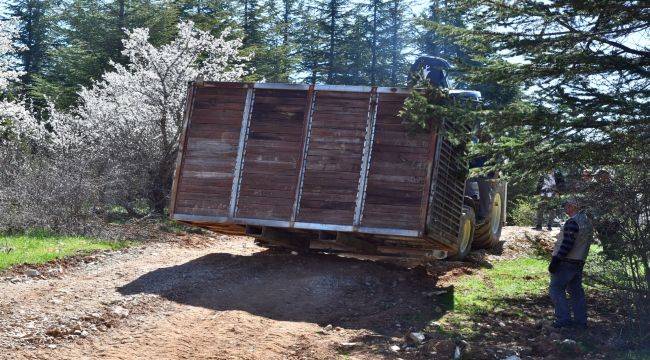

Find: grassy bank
<box><xmin>454</xmin><ymin>257</ymin><xmax>549</xmax><ymax>315</ymax></box>
<box><xmin>0</xmin><ymin>231</ymin><xmax>132</xmax><ymax>271</ymax></box>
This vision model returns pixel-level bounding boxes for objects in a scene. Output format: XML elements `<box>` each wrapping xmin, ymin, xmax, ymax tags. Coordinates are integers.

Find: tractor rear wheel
<box><xmin>450</xmin><ymin>206</ymin><xmax>476</xmax><ymax>260</ymax></box>
<box><xmin>473</xmin><ymin>189</ymin><xmax>505</xmax><ymax>248</ymax></box>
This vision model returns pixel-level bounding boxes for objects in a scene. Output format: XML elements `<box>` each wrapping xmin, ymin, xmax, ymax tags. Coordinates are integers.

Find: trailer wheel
<box><xmin>450</xmin><ymin>206</ymin><xmax>476</xmax><ymax>260</ymax></box>
<box><xmin>473</xmin><ymin>190</ymin><xmax>505</xmax><ymax>248</ymax></box>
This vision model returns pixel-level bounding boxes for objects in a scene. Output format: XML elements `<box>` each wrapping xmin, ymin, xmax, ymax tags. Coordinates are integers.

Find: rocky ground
<box><xmin>0</xmin><ymin>227</ymin><xmax>636</xmax><ymax>359</ymax></box>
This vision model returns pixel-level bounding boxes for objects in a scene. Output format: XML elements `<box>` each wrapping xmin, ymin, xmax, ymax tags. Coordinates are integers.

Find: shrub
<box><xmin>583</xmin><ymin>166</ymin><xmax>649</xmax><ymax>344</ymax></box>
<box><xmin>509</xmin><ymin>197</ymin><xmax>536</xmax><ymax>226</ymax></box>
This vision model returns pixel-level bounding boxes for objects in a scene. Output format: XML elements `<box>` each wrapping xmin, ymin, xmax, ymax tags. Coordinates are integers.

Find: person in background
<box><xmin>548</xmin><ymin>198</ymin><xmax>594</xmax><ymax>329</ymax></box>
<box><xmin>535</xmin><ymin>169</ymin><xmax>564</xmax><ymax>230</ymax></box>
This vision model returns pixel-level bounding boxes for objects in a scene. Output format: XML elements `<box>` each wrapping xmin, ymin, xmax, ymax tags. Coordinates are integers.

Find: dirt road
<box><xmin>2</xmin><ymin>231</ymin><xmax>488</xmax><ymax>360</ymax></box>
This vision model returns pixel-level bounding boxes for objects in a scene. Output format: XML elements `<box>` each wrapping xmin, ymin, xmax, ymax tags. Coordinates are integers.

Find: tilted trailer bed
<box><xmin>169</xmin><ymin>82</ymin><xmax>506</xmax><ymax>260</ymax></box>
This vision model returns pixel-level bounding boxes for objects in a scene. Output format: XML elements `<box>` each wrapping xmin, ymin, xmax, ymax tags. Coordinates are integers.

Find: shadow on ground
<box><xmin>118</xmin><ymin>250</ymin><xmax>458</xmax><ymax>335</ymax></box>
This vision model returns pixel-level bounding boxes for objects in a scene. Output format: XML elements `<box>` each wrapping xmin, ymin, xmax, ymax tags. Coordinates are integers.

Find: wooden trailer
<box><xmin>169</xmin><ymin>82</ymin><xmax>504</xmax><ymax>259</ymax></box>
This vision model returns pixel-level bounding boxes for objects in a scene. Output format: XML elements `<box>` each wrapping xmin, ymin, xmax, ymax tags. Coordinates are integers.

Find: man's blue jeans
<box><xmin>549</xmin><ymin>261</ymin><xmax>587</xmax><ymax>325</ymax></box>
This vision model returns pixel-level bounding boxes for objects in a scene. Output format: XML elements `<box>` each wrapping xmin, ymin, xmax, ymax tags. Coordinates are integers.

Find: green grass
<box><xmin>0</xmin><ymin>230</ymin><xmax>132</xmax><ymax>271</ymax></box>
<box><xmin>452</xmin><ymin>257</ymin><xmax>549</xmax><ymax>315</ymax></box>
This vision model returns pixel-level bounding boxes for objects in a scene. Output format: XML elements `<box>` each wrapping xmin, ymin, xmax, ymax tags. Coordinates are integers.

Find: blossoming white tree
<box><xmin>0</xmin><ymin>18</ymin><xmax>44</xmax><ymax>144</ymax></box>
<box><xmin>52</xmin><ymin>21</ymin><xmax>248</xmax><ymax>213</ymax></box>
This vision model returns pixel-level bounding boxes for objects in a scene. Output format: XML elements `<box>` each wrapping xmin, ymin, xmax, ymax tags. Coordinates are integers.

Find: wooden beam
<box><xmin>169</xmin><ymin>84</ymin><xmax>197</xmax><ymax>218</ymax></box>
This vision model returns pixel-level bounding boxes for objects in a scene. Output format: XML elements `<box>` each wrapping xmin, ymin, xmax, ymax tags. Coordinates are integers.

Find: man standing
<box><xmin>535</xmin><ymin>169</ymin><xmax>563</xmax><ymax>230</ymax></box>
<box><xmin>548</xmin><ymin>198</ymin><xmax>594</xmax><ymax>328</ymax></box>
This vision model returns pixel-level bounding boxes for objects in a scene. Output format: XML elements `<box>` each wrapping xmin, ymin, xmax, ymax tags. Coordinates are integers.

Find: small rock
<box><xmin>555</xmin><ymin>338</ymin><xmax>581</xmax><ymax>354</ymax></box>
<box><xmin>498</xmin><ymin>321</ymin><xmax>506</xmax><ymax>327</ymax></box>
<box><xmin>109</xmin><ymin>305</ymin><xmax>130</xmax><ymax>318</ymax></box>
<box><xmin>49</xmin><ymin>298</ymin><xmax>63</xmax><ymax>305</ymax></box>
<box><xmin>47</xmin><ymin>344</ymin><xmax>57</xmax><ymax>349</ymax></box>
<box><xmin>408</xmin><ymin>332</ymin><xmax>425</xmax><ymax>344</ymax></box>
<box><xmin>323</xmin><ymin>324</ymin><xmax>333</xmax><ymax>331</ymax></box>
<box><xmin>9</xmin><ymin>277</ymin><xmax>21</xmax><ymax>283</ymax></box>
<box><xmin>290</xmin><ymin>251</ymin><xmax>298</xmax><ymax>255</ymax></box>
<box><xmin>80</xmin><ymin>330</ymin><xmax>89</xmax><ymax>338</ymax></box>
<box><xmin>502</xmin><ymin>356</ymin><xmax>521</xmax><ymax>360</ymax></box>
<box><xmin>389</xmin><ymin>345</ymin><xmax>401</xmax><ymax>352</ymax></box>
<box><xmin>25</xmin><ymin>269</ymin><xmax>40</xmax><ymax>277</ymax></box>
<box><xmin>339</xmin><ymin>342</ymin><xmax>359</xmax><ymax>348</ymax></box>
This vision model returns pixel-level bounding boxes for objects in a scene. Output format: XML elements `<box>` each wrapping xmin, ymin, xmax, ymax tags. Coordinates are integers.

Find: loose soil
<box><xmin>0</xmin><ymin>227</ymin><xmax>634</xmax><ymax>359</ymax></box>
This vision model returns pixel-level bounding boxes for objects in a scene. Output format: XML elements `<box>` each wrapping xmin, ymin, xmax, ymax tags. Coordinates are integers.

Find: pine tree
<box><xmin>33</xmin><ymin>0</ymin><xmax>177</xmax><ymax>109</ymax></box>
<box><xmin>295</xmin><ymin>5</ymin><xmax>326</xmax><ymax>84</ymax></box>
<box><xmin>8</xmin><ymin>0</ymin><xmax>55</xmax><ymax>88</ymax></box>
<box><xmin>384</xmin><ymin>0</ymin><xmax>408</xmax><ymax>86</ymax></box>
<box><xmin>416</xmin><ymin>0</ymin><xmax>464</xmax><ymax>59</ymax></box>
<box><xmin>342</xmin><ymin>10</ymin><xmax>371</xmax><ymax>85</ymax></box>
<box><xmin>173</xmin><ymin>0</ymin><xmax>238</xmax><ymax>33</ymax></box>
<box><xmin>434</xmin><ymin>0</ymin><xmax>649</xmax><ymax>174</ymax></box>
<box><xmin>316</xmin><ymin>0</ymin><xmax>349</xmax><ymax>84</ymax></box>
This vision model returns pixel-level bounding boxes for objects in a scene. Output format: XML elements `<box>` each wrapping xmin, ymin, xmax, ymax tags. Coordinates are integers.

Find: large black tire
<box><xmin>450</xmin><ymin>206</ymin><xmax>476</xmax><ymax>260</ymax></box>
<box><xmin>473</xmin><ymin>182</ymin><xmax>506</xmax><ymax>249</ymax></box>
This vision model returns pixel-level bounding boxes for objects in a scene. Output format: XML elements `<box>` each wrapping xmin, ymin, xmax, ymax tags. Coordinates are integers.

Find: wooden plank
<box><xmin>179</xmin><ymin>177</ymin><xmax>233</xmax><ymax>188</ymax></box>
<box><xmin>308</xmin><ymin>141</ymin><xmax>364</xmax><ymax>151</ymax></box>
<box><xmin>305</xmin><ymin>161</ymin><xmax>361</xmax><ymax>172</ymax></box>
<box><xmin>236</xmin><ymin>205</ymin><xmax>292</xmax><ymax>220</ymax></box>
<box><xmin>248</xmin><ymin>131</ymin><xmax>302</xmax><ymax>142</ymax></box>
<box><xmin>303</xmin><ymin>170</ymin><xmax>361</xmax><ymax>181</ymax></box>
<box><xmin>186</xmin><ymin>139</ymin><xmax>237</xmax><ymax>152</ymax></box>
<box><xmin>316</xmin><ymin>91</ymin><xmax>370</xmax><ymax>100</ymax></box>
<box><xmin>182</xmin><ymin>158</ymin><xmax>234</xmax><ymax>167</ymax></box>
<box><xmin>175</xmin><ymin>206</ymin><xmax>229</xmax><ymax>216</ymax></box>
<box><xmin>299</xmin><ymin>191</ymin><xmax>357</xmax><ymax>202</ymax></box>
<box><xmin>178</xmin><ymin>184</ymin><xmax>232</xmax><ymax>195</ymax></box>
<box><xmin>182</xmin><ymin>163</ymin><xmax>234</xmax><ymax>173</ymax></box>
<box><xmin>238</xmin><ymin>195</ymin><xmax>293</xmax><ymax>206</ymax></box>
<box><xmin>310</xmin><ymin>128</ymin><xmax>366</xmax><ymax>139</ymax></box>
<box><xmin>177</xmin><ymin>191</ymin><xmax>231</xmax><ymax>200</ymax></box>
<box><xmin>249</xmin><ymin>111</ymin><xmax>304</xmax><ymax>123</ymax></box>
<box><xmin>182</xmin><ymin>171</ymin><xmax>233</xmax><ymax>179</ymax></box>
<box><xmin>365</xmin><ymin>188</ymin><xmax>422</xmax><ymax>202</ymax></box>
<box><xmin>297</xmin><ymin>208</ymin><xmax>354</xmax><ymax>224</ymax></box>
<box><xmin>170</xmin><ymin>85</ymin><xmax>196</xmax><ymax>217</ymax></box>
<box><xmin>302</xmin><ymin>183</ymin><xmax>358</xmax><ymax>195</ymax></box>
<box><xmin>176</xmin><ymin>199</ymin><xmax>229</xmax><ymax>210</ymax></box>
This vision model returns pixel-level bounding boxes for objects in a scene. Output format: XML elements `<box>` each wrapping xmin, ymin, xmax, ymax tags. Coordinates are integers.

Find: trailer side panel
<box><xmin>172</xmin><ymin>85</ymin><xmax>247</xmax><ymax>217</ymax></box>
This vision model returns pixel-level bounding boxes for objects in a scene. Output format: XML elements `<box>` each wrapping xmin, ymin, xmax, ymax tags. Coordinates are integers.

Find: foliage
<box><xmin>0</xmin><ymin>231</ymin><xmax>132</xmax><ymax>270</ymax></box>
<box><xmin>0</xmin><ymin>18</ymin><xmax>44</xmax><ymax>145</ymax></box>
<box><xmin>29</xmin><ymin>0</ymin><xmax>179</xmax><ymax>110</ymax></box>
<box><xmin>49</xmin><ymin>21</ymin><xmax>247</xmax><ymax>214</ymax></box>
<box><xmin>509</xmin><ymin>197</ymin><xmax>536</xmax><ymax>227</ymax></box>
<box><xmin>0</xmin><ymin>18</ymin><xmax>25</xmax><ymax>91</ymax></box>
<box><xmin>583</xmin><ymin>166</ymin><xmax>649</xmax><ymax>339</ymax></box>
<box><xmin>428</xmin><ymin>0</ymin><xmax>649</xmax><ymax>180</ymax></box>
<box><xmin>0</xmin><ymin>21</ymin><xmax>247</xmax><ymax>232</ymax></box>
<box><xmin>398</xmin><ymin>76</ymin><xmax>480</xmax><ymax>179</ymax></box>
<box><xmin>429</xmin><ymin>0</ymin><xmax>649</xmax><ymax>338</ymax></box>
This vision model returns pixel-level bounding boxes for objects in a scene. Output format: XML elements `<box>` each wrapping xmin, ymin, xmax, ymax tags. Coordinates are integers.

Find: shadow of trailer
<box><xmin>169</xmin><ymin>82</ymin><xmax>506</xmax><ymax>260</ymax></box>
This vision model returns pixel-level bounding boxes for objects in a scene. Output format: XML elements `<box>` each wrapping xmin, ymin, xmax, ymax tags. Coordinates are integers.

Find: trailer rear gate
<box><xmin>171</xmin><ymin>82</ymin><xmax>465</xmax><ymax>253</ymax></box>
